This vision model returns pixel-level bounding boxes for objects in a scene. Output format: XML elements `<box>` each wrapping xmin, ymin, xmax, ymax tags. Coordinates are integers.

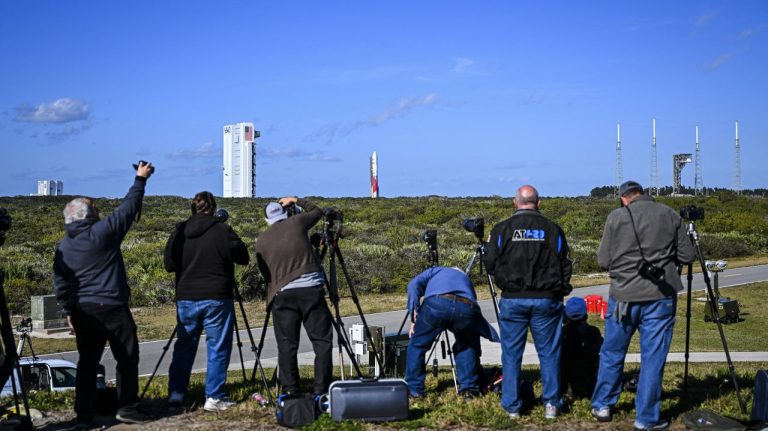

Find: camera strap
<box><xmin>624</xmin><ymin>206</ymin><xmax>649</xmax><ymax>262</ymax></box>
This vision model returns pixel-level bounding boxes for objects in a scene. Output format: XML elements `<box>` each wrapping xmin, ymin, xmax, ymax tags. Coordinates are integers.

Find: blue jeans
<box><xmin>499</xmin><ymin>297</ymin><xmax>563</xmax><ymax>413</ymax></box>
<box><xmin>591</xmin><ymin>297</ymin><xmax>676</xmax><ymax>428</ymax></box>
<box><xmin>405</xmin><ymin>295</ymin><xmax>484</xmax><ymax>396</ymax></box>
<box><xmin>168</xmin><ymin>299</ymin><xmax>234</xmax><ymax>399</ymax></box>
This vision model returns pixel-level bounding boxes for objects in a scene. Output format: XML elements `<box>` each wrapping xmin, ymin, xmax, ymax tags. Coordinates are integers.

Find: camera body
<box><xmin>680</xmin><ymin>205</ymin><xmax>704</xmax><ymax>221</ymax></box>
<box><xmin>323</xmin><ymin>207</ymin><xmax>344</xmax><ymax>236</ymax></box>
<box><xmin>422</xmin><ymin>229</ymin><xmax>437</xmax><ymax>251</ymax></box>
<box><xmin>637</xmin><ymin>259</ymin><xmax>665</xmax><ymax>282</ymax></box>
<box><xmin>214</xmin><ymin>208</ymin><xmax>229</xmax><ymax>223</ymax></box>
<box><xmin>461</xmin><ymin>218</ymin><xmax>485</xmax><ymax>240</ymax></box>
<box><xmin>132</xmin><ymin>160</ymin><xmax>156</xmax><ymax>175</ymax></box>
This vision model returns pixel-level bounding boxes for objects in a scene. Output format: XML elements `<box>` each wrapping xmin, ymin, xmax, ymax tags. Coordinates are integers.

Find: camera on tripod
<box><xmin>461</xmin><ymin>218</ymin><xmax>485</xmax><ymax>240</ymax></box>
<box><xmin>15</xmin><ymin>317</ymin><xmax>32</xmax><ymax>334</ymax></box>
<box><xmin>422</xmin><ymin>229</ymin><xmax>437</xmax><ymax>251</ymax></box>
<box><xmin>323</xmin><ymin>207</ymin><xmax>344</xmax><ymax>236</ymax></box>
<box><xmin>637</xmin><ymin>259</ymin><xmax>665</xmax><ymax>282</ymax></box>
<box><xmin>680</xmin><ymin>205</ymin><xmax>704</xmax><ymax>221</ymax></box>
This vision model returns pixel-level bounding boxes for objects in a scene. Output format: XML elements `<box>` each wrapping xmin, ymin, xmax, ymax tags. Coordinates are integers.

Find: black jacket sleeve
<box><xmin>52</xmin><ymin>245</ymin><xmax>75</xmax><ymax>314</ymax></box>
<box><xmin>163</xmin><ymin>222</ymin><xmax>185</xmax><ymax>273</ymax></box>
<box><xmin>228</xmin><ymin>226</ymin><xmax>250</xmax><ymax>266</ymax></box>
<box><xmin>96</xmin><ymin>176</ymin><xmax>147</xmax><ymax>242</ymax></box>
<box><xmin>296</xmin><ymin>198</ymin><xmax>323</xmax><ymax>230</ymax></box>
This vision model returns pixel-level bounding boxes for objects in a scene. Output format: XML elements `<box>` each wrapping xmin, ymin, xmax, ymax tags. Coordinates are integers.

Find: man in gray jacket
<box><xmin>591</xmin><ymin>181</ymin><xmax>695</xmax><ymax>431</ymax></box>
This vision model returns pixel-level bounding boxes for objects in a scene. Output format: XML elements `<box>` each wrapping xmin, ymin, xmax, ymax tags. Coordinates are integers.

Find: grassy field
<box><xmin>13</xmin><ymin>361</ymin><xmax>767</xmax><ymax>430</ymax></box>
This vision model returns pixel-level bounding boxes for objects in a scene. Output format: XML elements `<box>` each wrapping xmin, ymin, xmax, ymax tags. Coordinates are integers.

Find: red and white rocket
<box><xmin>370</xmin><ymin>151</ymin><xmax>379</xmax><ymax>198</ymax></box>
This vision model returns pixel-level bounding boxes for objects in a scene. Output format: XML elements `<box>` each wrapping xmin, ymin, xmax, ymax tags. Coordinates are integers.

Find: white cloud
<box><xmin>452</xmin><ymin>57</ymin><xmax>475</xmax><ymax>73</ymax></box>
<box><xmin>738</xmin><ymin>28</ymin><xmax>754</xmax><ymax>40</ymax></box>
<box><xmin>696</xmin><ymin>12</ymin><xmax>715</xmax><ymax>27</ymax></box>
<box><xmin>704</xmin><ymin>53</ymin><xmax>732</xmax><ymax>71</ymax></box>
<box><xmin>306</xmin><ymin>93</ymin><xmax>438</xmax><ymax>145</ymax></box>
<box><xmin>167</xmin><ymin>142</ymin><xmax>218</xmax><ymax>160</ymax></box>
<box><xmin>261</xmin><ymin>147</ymin><xmax>341</xmax><ymax>162</ymax></box>
<box><xmin>14</xmin><ymin>98</ymin><xmax>91</xmax><ymax>124</ymax></box>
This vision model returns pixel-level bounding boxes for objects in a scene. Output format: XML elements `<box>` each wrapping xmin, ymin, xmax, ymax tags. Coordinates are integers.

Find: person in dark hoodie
<box><xmin>163</xmin><ymin>191</ymin><xmax>249</xmax><ymax>411</ymax></box>
<box><xmin>53</xmin><ymin>161</ymin><xmax>154</xmax><ymax>427</ymax></box>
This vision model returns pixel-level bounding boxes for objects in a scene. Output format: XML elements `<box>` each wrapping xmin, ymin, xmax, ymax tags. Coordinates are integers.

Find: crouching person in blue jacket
<box><xmin>405</xmin><ymin>266</ymin><xmax>499</xmax><ymax>399</ymax></box>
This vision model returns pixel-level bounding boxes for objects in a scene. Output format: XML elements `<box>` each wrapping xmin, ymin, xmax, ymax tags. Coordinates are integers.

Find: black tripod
<box><xmin>682</xmin><ymin>218</ymin><xmax>746</xmax><ymax>414</ymax></box>
<box><xmin>0</xmin><ymin>270</ymin><xmax>33</xmax><ymax>430</ymax></box>
<box><xmin>314</xmin><ymin>211</ymin><xmax>382</xmax><ymax>378</ymax></box>
<box><xmin>464</xmin><ymin>234</ymin><xmax>500</xmax><ymax>322</ymax></box>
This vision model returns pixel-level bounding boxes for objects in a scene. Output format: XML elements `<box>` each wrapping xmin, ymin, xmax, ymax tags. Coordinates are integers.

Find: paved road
<box><xmin>38</xmin><ymin>264</ymin><xmax>768</xmax><ymax>379</ymax></box>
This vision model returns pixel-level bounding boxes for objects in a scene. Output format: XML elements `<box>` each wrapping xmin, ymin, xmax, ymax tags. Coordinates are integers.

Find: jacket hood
<box><xmin>65</xmin><ymin>220</ymin><xmax>94</xmax><ymax>238</ymax></box>
<box><xmin>184</xmin><ymin>213</ymin><xmax>219</xmax><ymax>238</ymax></box>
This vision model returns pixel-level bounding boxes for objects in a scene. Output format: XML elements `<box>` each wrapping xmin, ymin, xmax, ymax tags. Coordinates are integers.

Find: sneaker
<box><xmin>545</xmin><ymin>403</ymin><xmax>558</xmax><ymax>419</ymax></box>
<box><xmin>460</xmin><ymin>389</ymin><xmax>481</xmax><ymax>400</ymax></box>
<box><xmin>508</xmin><ymin>412</ymin><xmax>520</xmax><ymax>419</ymax></box>
<box><xmin>204</xmin><ymin>397</ymin><xmax>236</xmax><ymax>412</ymax></box>
<box><xmin>115</xmin><ymin>404</ymin><xmax>148</xmax><ymax>424</ymax></box>
<box><xmin>634</xmin><ymin>420</ymin><xmax>670</xmax><ymax>431</ymax></box>
<box><xmin>168</xmin><ymin>391</ymin><xmax>184</xmax><ymax>405</ymax></box>
<box><xmin>591</xmin><ymin>406</ymin><xmax>612</xmax><ymax>422</ymax></box>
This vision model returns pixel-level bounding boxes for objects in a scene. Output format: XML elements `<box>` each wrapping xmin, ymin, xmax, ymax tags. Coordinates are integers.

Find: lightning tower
<box><xmin>370</xmin><ymin>151</ymin><xmax>379</xmax><ymax>198</ymax></box>
<box><xmin>734</xmin><ymin>121</ymin><xmax>742</xmax><ymax>195</ymax></box>
<box><xmin>694</xmin><ymin>125</ymin><xmax>704</xmax><ymax>196</ymax></box>
<box><xmin>650</xmin><ymin>118</ymin><xmax>659</xmax><ymax>197</ymax></box>
<box><xmin>614</xmin><ymin>123</ymin><xmax>623</xmax><ymax>198</ymax></box>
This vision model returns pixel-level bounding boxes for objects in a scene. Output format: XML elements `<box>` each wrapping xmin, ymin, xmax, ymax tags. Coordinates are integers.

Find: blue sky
<box><xmin>1</xmin><ymin>1</ymin><xmax>766</xmax><ymax>198</ymax></box>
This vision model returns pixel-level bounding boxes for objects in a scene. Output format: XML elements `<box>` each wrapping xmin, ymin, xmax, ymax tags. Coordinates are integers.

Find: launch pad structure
<box><xmin>673</xmin><ymin>153</ymin><xmax>693</xmax><ymax>195</ymax></box>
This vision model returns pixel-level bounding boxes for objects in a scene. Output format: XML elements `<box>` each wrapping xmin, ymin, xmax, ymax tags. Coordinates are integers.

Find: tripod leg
<box><xmin>244</xmin><ymin>302</ymin><xmax>275</xmax><ymax>405</ymax></box>
<box><xmin>332</xmin><ymin>245</ymin><xmax>386</xmax><ymax>373</ymax></box>
<box><xmin>443</xmin><ymin>331</ymin><xmax>459</xmax><ymax>394</ymax></box>
<box><xmin>139</xmin><ymin>326</ymin><xmax>177</xmax><ymax>402</ymax></box>
<box><xmin>684</xmin><ymin>263</ymin><xmax>693</xmax><ymax>394</ymax></box>
<box><xmin>383</xmin><ymin>310</ymin><xmax>410</xmax><ymax>377</ymax></box>
<box><xmin>249</xmin><ymin>306</ymin><xmax>272</xmax><ymax>382</ymax></box>
<box><xmin>232</xmin><ymin>318</ymin><xmax>247</xmax><ymax>382</ymax></box>
<box><xmin>690</xmin><ymin>229</ymin><xmax>747</xmax><ymax>414</ymax></box>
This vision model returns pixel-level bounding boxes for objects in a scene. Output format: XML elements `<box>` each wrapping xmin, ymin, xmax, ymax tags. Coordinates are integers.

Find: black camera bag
<box><xmin>275</xmin><ymin>393</ymin><xmax>318</xmax><ymax>428</ymax></box>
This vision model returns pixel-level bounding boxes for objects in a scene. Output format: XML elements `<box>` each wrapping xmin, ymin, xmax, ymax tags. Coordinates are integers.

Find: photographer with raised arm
<box><xmin>53</xmin><ymin>161</ymin><xmax>154</xmax><ymax>427</ymax></box>
<box><xmin>483</xmin><ymin>184</ymin><xmax>572</xmax><ymax>421</ymax></box>
<box><xmin>163</xmin><ymin>191</ymin><xmax>250</xmax><ymax>411</ymax></box>
<box><xmin>405</xmin><ymin>266</ymin><xmax>499</xmax><ymax>400</ymax></box>
<box><xmin>254</xmin><ymin>196</ymin><xmax>333</xmax><ymax>398</ymax></box>
<box><xmin>590</xmin><ymin>181</ymin><xmax>695</xmax><ymax>431</ymax></box>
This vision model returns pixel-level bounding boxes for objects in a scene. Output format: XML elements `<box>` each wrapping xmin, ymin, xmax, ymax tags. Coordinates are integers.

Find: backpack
<box><xmin>275</xmin><ymin>393</ymin><xmax>319</xmax><ymax>428</ymax></box>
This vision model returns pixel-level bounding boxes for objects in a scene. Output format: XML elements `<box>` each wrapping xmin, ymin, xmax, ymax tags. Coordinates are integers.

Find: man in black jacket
<box><xmin>53</xmin><ymin>161</ymin><xmax>154</xmax><ymax>426</ymax></box>
<box><xmin>164</xmin><ymin>191</ymin><xmax>249</xmax><ymax>411</ymax></box>
<box><xmin>483</xmin><ymin>185</ymin><xmax>572</xmax><ymax>420</ymax></box>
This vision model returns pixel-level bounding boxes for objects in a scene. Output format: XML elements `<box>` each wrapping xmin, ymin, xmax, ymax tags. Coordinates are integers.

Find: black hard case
<box><xmin>328</xmin><ymin>378</ymin><xmax>409</xmax><ymax>422</ymax></box>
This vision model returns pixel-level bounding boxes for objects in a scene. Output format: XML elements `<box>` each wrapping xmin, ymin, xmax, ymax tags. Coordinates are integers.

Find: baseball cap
<box><xmin>264</xmin><ymin>202</ymin><xmax>288</xmax><ymax>225</ymax></box>
<box><xmin>565</xmin><ymin>297</ymin><xmax>587</xmax><ymax>320</ymax></box>
<box><xmin>619</xmin><ymin>180</ymin><xmax>644</xmax><ymax>197</ymax></box>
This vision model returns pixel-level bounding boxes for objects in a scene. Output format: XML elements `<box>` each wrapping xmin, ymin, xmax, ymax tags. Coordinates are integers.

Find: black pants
<box><xmin>272</xmin><ymin>286</ymin><xmax>333</xmax><ymax>394</ymax></box>
<box><xmin>71</xmin><ymin>303</ymin><xmax>139</xmax><ymax>420</ymax></box>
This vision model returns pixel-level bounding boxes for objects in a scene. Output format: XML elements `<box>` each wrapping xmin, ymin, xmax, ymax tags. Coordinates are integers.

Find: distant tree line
<box><xmin>590</xmin><ymin>185</ymin><xmax>768</xmax><ymax>198</ymax></box>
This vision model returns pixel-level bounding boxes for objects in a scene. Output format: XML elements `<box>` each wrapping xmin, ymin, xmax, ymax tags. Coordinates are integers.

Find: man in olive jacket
<box><xmin>254</xmin><ymin>196</ymin><xmax>332</xmax><ymax>396</ymax></box>
<box><xmin>591</xmin><ymin>181</ymin><xmax>695</xmax><ymax>431</ymax></box>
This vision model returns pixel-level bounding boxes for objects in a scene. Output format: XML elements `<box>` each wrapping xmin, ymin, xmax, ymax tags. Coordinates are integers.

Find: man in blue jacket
<box><xmin>405</xmin><ymin>266</ymin><xmax>499</xmax><ymax>399</ymax></box>
<box><xmin>53</xmin><ymin>161</ymin><xmax>153</xmax><ymax>426</ymax></box>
